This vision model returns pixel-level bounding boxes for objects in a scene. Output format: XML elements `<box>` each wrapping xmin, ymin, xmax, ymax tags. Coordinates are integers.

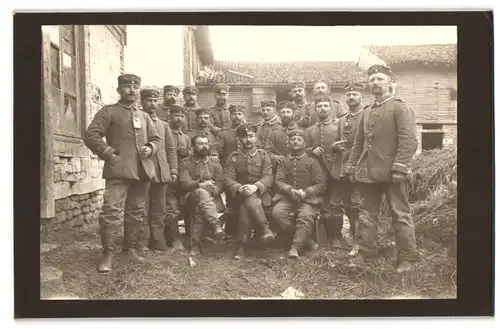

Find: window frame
<box><xmin>49</xmin><ymin>25</ymin><xmax>84</xmax><ymax>139</ymax></box>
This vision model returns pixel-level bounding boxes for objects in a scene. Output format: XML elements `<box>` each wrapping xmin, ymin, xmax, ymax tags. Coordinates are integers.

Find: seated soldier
<box><xmin>224</xmin><ymin>124</ymin><xmax>275</xmax><ymax>260</ymax></box>
<box><xmin>271</xmin><ymin>129</ymin><xmax>327</xmax><ymax>259</ymax></box>
<box><xmin>179</xmin><ymin>135</ymin><xmax>226</xmax><ymax>254</ymax></box>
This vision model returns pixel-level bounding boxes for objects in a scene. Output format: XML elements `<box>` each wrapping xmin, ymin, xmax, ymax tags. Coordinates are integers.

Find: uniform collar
<box><xmin>117</xmin><ymin>102</ymin><xmax>138</xmax><ymax>110</ymax></box>
<box><xmin>373</xmin><ymin>95</ymin><xmax>393</xmax><ymax>107</ymax></box>
<box><xmin>288</xmin><ymin>152</ymin><xmax>306</xmax><ymax>160</ymax></box>
<box><xmin>160</xmin><ymin>104</ymin><xmax>170</xmax><ymax>110</ymax></box>
<box><xmin>215</xmin><ymin>103</ymin><xmax>229</xmax><ymax>110</ymax></box>
<box><xmin>294</xmin><ymin>101</ymin><xmax>310</xmax><ymax>108</ymax></box>
<box><xmin>192</xmin><ymin>155</ymin><xmax>209</xmax><ymax>164</ymax></box>
<box><xmin>348</xmin><ymin>106</ymin><xmax>364</xmax><ymax>117</ymax></box>
<box><xmin>241</xmin><ymin>148</ymin><xmax>258</xmax><ymax>158</ymax></box>
<box><xmin>280</xmin><ymin>123</ymin><xmax>297</xmax><ymax>131</ymax></box>
<box><xmin>230</xmin><ymin>123</ymin><xmax>243</xmax><ymax>132</ymax></box>
<box><xmin>184</xmin><ymin>103</ymin><xmax>200</xmax><ymax>109</ymax></box>
<box><xmin>171</xmin><ymin>127</ymin><xmax>183</xmax><ymax>134</ymax></box>
<box><xmin>316</xmin><ymin>117</ymin><xmax>333</xmax><ymax>126</ymax></box>
<box><xmin>263</xmin><ymin>115</ymin><xmax>280</xmax><ymax>125</ymax></box>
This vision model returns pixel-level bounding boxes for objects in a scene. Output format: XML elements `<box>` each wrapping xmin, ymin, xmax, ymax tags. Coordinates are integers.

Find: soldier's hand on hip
<box><xmin>392</xmin><ymin>172</ymin><xmax>405</xmax><ymax>184</ymax></box>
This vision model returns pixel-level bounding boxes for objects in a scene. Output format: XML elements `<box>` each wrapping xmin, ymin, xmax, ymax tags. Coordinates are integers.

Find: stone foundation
<box><xmin>53</xmin><ymin>190</ymin><xmax>104</xmax><ymax>229</ymax></box>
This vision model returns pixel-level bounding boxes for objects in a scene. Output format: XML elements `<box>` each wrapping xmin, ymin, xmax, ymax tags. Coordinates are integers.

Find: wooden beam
<box><xmin>40</xmin><ymin>28</ymin><xmax>55</xmax><ymax>218</ymax></box>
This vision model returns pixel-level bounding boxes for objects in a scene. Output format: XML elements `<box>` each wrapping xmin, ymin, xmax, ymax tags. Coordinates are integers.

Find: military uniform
<box><xmin>136</xmin><ymin>89</ymin><xmax>179</xmax><ymax>251</ymax></box>
<box><xmin>225</xmin><ymin>126</ymin><xmax>275</xmax><ymax>257</ymax></box>
<box><xmin>164</xmin><ymin>105</ymin><xmax>192</xmax><ymax>248</ymax></box>
<box><xmin>289</xmin><ymin>82</ymin><xmax>315</xmax><ymax>128</ymax></box>
<box><xmin>179</xmin><ymin>154</ymin><xmax>225</xmax><ymax>244</ymax></box>
<box><xmin>256</xmin><ymin>100</ymin><xmax>281</xmax><ymax>150</ymax></box>
<box><xmin>186</xmin><ymin>108</ymin><xmax>220</xmax><ymax>159</ymax></box>
<box><xmin>265</xmin><ymin>119</ymin><xmax>300</xmax><ymax>169</ymax></box>
<box><xmin>272</xmin><ymin>130</ymin><xmax>327</xmax><ymax>257</ymax></box>
<box><xmin>154</xmin><ymin>85</ymin><xmax>180</xmax><ymax>122</ymax></box>
<box><xmin>209</xmin><ymin>83</ymin><xmax>232</xmax><ymax>135</ymax></box>
<box><xmin>84</xmin><ymin>74</ymin><xmax>161</xmax><ymax>272</ymax></box>
<box><xmin>346</xmin><ymin>65</ymin><xmax>418</xmax><ymax>264</ymax></box>
<box><xmin>182</xmin><ymin>86</ymin><xmax>202</xmax><ymax>132</ymax></box>
<box><xmin>216</xmin><ymin>105</ymin><xmax>248</xmax><ymax>165</ymax></box>
<box><xmin>311</xmin><ymin>79</ymin><xmax>347</xmax><ymax>120</ymax></box>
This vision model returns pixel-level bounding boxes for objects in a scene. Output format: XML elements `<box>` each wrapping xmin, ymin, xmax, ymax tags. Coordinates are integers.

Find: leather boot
<box><xmin>323</xmin><ymin>212</ymin><xmax>343</xmax><ymax>240</ymax></box>
<box><xmin>291</xmin><ymin>228</ymin><xmax>309</xmax><ymax>253</ymax></box>
<box><xmin>97</xmin><ymin>252</ymin><xmax>114</xmax><ymax>273</ymax></box>
<box><xmin>233</xmin><ymin>244</ymin><xmax>245</xmax><ymax>260</ymax></box>
<box><xmin>172</xmin><ymin>239</ymin><xmax>185</xmax><ymax>251</ymax></box>
<box><xmin>305</xmin><ymin>238</ymin><xmax>319</xmax><ymax>251</ymax></box>
<box><xmin>287</xmin><ymin>247</ymin><xmax>299</xmax><ymax>259</ymax></box>
<box><xmin>127</xmin><ymin>248</ymin><xmax>145</xmax><ymax>262</ymax></box>
<box><xmin>213</xmin><ymin>224</ymin><xmax>225</xmax><ymax>241</ymax></box>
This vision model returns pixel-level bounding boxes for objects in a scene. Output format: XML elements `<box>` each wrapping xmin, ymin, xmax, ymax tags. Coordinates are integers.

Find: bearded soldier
<box><xmin>345</xmin><ymin>65</ymin><xmax>418</xmax><ymax>273</ymax></box>
<box><xmin>186</xmin><ymin>108</ymin><xmax>220</xmax><ymax>161</ymax></box>
<box><xmin>272</xmin><ymin>129</ymin><xmax>326</xmax><ymax>259</ymax></box>
<box><xmin>155</xmin><ymin>85</ymin><xmax>179</xmax><ymax>122</ymax></box>
<box><xmin>225</xmin><ymin>124</ymin><xmax>275</xmax><ymax>259</ymax></box>
<box><xmin>84</xmin><ymin>74</ymin><xmax>160</xmax><ymax>273</ymax></box>
<box><xmin>181</xmin><ymin>86</ymin><xmax>202</xmax><ymax>132</ymax></box>
<box><xmin>312</xmin><ymin>79</ymin><xmax>347</xmax><ymax>121</ymax></box>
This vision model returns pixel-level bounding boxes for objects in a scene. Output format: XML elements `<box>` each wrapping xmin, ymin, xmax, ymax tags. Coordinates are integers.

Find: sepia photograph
<box><xmin>38</xmin><ymin>23</ymin><xmax>459</xmax><ymax>301</ymax></box>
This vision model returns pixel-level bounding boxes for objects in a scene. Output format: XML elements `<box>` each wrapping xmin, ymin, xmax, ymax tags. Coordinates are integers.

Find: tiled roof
<box><xmin>365</xmin><ymin>44</ymin><xmax>457</xmax><ymax>66</ymax></box>
<box><xmin>209</xmin><ymin>60</ymin><xmax>363</xmax><ymax>85</ymax></box>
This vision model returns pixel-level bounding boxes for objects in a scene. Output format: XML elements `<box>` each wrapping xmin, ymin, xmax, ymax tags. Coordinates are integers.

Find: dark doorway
<box><xmin>276</xmin><ymin>88</ymin><xmax>292</xmax><ymax>104</ymax></box>
<box><xmin>422</xmin><ymin>132</ymin><xmax>444</xmax><ymax>150</ymax></box>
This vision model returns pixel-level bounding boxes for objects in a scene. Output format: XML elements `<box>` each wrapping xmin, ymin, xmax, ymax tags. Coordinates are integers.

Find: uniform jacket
<box><xmin>155</xmin><ymin>103</ymin><xmax>171</xmax><ymax>122</ymax></box>
<box><xmin>147</xmin><ymin>112</ymin><xmax>178</xmax><ymax>184</ymax></box>
<box><xmin>170</xmin><ymin>125</ymin><xmax>192</xmax><ymax>163</ymax></box>
<box><xmin>179</xmin><ymin>155</ymin><xmax>225</xmax><ymax>212</ymax></box>
<box><xmin>273</xmin><ymin>152</ymin><xmax>326</xmax><ymax>205</ymax></box>
<box><xmin>346</xmin><ymin>96</ymin><xmax>418</xmax><ymax>183</ymax></box>
<box><xmin>216</xmin><ymin>124</ymin><xmax>243</xmax><ymax>165</ymax></box>
<box><xmin>256</xmin><ymin>115</ymin><xmax>281</xmax><ymax>150</ymax></box>
<box><xmin>209</xmin><ymin>103</ymin><xmax>231</xmax><ymax>135</ymax></box>
<box><xmin>186</xmin><ymin>126</ymin><xmax>220</xmax><ymax>158</ymax></box>
<box><xmin>333</xmin><ymin>106</ymin><xmax>366</xmax><ymax>178</ymax></box>
<box><xmin>265</xmin><ymin>123</ymin><xmax>299</xmax><ymax>165</ymax></box>
<box><xmin>310</xmin><ymin>99</ymin><xmax>345</xmax><ymax>124</ymax></box>
<box><xmin>292</xmin><ymin>101</ymin><xmax>316</xmax><ymax>129</ymax></box>
<box><xmin>182</xmin><ymin>104</ymin><xmax>201</xmax><ymax>132</ymax></box>
<box><xmin>305</xmin><ymin>117</ymin><xmax>340</xmax><ymax>178</ymax></box>
<box><xmin>84</xmin><ymin>102</ymin><xmax>161</xmax><ymax>181</ymax></box>
<box><xmin>224</xmin><ymin>148</ymin><xmax>273</xmax><ymax>207</ymax></box>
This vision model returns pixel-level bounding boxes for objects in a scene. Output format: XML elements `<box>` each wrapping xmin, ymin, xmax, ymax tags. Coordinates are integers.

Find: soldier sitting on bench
<box><xmin>224</xmin><ymin>124</ymin><xmax>275</xmax><ymax>260</ymax></box>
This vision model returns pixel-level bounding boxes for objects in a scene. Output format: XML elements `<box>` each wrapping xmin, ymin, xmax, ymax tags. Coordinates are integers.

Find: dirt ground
<box><xmin>40</xmin><ymin>221</ymin><xmax>456</xmax><ymax>300</ymax></box>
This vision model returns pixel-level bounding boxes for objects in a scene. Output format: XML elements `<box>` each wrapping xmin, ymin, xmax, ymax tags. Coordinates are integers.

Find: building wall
<box><xmin>43</xmin><ymin>25</ymin><xmax>126</xmax><ymax>226</ymax></box>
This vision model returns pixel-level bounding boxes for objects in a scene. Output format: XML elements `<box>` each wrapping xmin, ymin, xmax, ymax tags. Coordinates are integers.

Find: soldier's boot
<box><xmin>323</xmin><ymin>212</ymin><xmax>344</xmax><ymax>247</ymax></box>
<box><xmin>125</xmin><ymin>220</ymin><xmax>145</xmax><ymax>262</ymax></box>
<box><xmin>233</xmin><ymin>243</ymin><xmax>245</xmax><ymax>260</ymax></box>
<box><xmin>172</xmin><ymin>239</ymin><xmax>185</xmax><ymax>251</ymax></box>
<box><xmin>98</xmin><ymin>228</ymin><xmax>115</xmax><ymax>273</ymax></box>
<box><xmin>396</xmin><ymin>260</ymin><xmax>412</xmax><ymax>273</ymax></box>
<box><xmin>97</xmin><ymin>252</ymin><xmax>114</xmax><ymax>273</ymax></box>
<box><xmin>305</xmin><ymin>238</ymin><xmax>319</xmax><ymax>251</ymax></box>
<box><xmin>197</xmin><ymin>196</ymin><xmax>225</xmax><ymax>241</ymax></box>
<box><xmin>213</xmin><ymin>225</ymin><xmax>225</xmax><ymax>241</ymax></box>
<box><xmin>349</xmin><ymin>214</ymin><xmax>358</xmax><ymax>238</ymax></box>
<box><xmin>288</xmin><ymin>228</ymin><xmax>309</xmax><ymax>259</ymax></box>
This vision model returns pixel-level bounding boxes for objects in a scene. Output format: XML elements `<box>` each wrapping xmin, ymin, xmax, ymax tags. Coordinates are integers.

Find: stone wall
<box><xmin>53</xmin><ymin>190</ymin><xmax>104</xmax><ymax>230</ymax></box>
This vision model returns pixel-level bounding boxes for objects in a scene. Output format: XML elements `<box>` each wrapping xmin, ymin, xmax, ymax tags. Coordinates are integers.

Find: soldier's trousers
<box><xmin>138</xmin><ymin>182</ymin><xmax>168</xmax><ymax>250</ymax></box>
<box><xmin>356</xmin><ymin>181</ymin><xmax>418</xmax><ymax>262</ymax></box>
<box><xmin>164</xmin><ymin>185</ymin><xmax>182</xmax><ymax>245</ymax></box>
<box><xmin>187</xmin><ymin>188</ymin><xmax>221</xmax><ymax>243</ymax></box>
<box><xmin>236</xmin><ymin>194</ymin><xmax>270</xmax><ymax>244</ymax></box>
<box><xmin>324</xmin><ymin>177</ymin><xmax>361</xmax><ymax>238</ymax></box>
<box><xmin>272</xmin><ymin>200</ymin><xmax>319</xmax><ymax>250</ymax></box>
<box><xmin>100</xmin><ymin>179</ymin><xmax>150</xmax><ymax>253</ymax></box>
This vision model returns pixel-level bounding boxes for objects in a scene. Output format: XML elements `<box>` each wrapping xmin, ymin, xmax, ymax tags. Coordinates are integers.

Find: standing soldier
<box><xmin>312</xmin><ymin>79</ymin><xmax>346</xmax><ymax>120</ymax></box>
<box><xmin>225</xmin><ymin>124</ymin><xmax>275</xmax><ymax>259</ymax></box>
<box><xmin>304</xmin><ymin>94</ymin><xmax>342</xmax><ymax>243</ymax></box>
<box><xmin>345</xmin><ymin>65</ymin><xmax>418</xmax><ymax>273</ymax></box>
<box><xmin>289</xmin><ymin>81</ymin><xmax>315</xmax><ymax>129</ymax></box>
<box><xmin>265</xmin><ymin>101</ymin><xmax>300</xmax><ymax>170</ymax></box>
<box><xmin>164</xmin><ymin>104</ymin><xmax>192</xmax><ymax>250</ymax></box>
<box><xmin>182</xmin><ymin>86</ymin><xmax>202</xmax><ymax>131</ymax></box>
<box><xmin>328</xmin><ymin>82</ymin><xmax>367</xmax><ymax>241</ymax></box>
<box><xmin>216</xmin><ymin>104</ymin><xmax>246</xmax><ymax>165</ymax></box>
<box><xmin>84</xmin><ymin>74</ymin><xmax>161</xmax><ymax>273</ymax></box>
<box><xmin>136</xmin><ymin>88</ymin><xmax>178</xmax><ymax>252</ymax></box>
<box><xmin>186</xmin><ymin>108</ymin><xmax>220</xmax><ymax>161</ymax></box>
<box><xmin>180</xmin><ymin>135</ymin><xmax>226</xmax><ymax>253</ymax></box>
<box><xmin>256</xmin><ymin>100</ymin><xmax>281</xmax><ymax>150</ymax></box>
<box><xmin>271</xmin><ymin>130</ymin><xmax>327</xmax><ymax>259</ymax></box>
<box><xmin>209</xmin><ymin>83</ymin><xmax>232</xmax><ymax>135</ymax></box>
<box><xmin>155</xmin><ymin>85</ymin><xmax>180</xmax><ymax>122</ymax></box>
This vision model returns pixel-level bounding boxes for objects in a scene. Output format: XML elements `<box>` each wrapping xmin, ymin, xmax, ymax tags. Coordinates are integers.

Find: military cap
<box><xmin>313</xmin><ymin>94</ymin><xmax>332</xmax><ymax>104</ymax></box>
<box><xmin>277</xmin><ymin>101</ymin><xmax>297</xmax><ymax>110</ymax></box>
<box><xmin>169</xmin><ymin>104</ymin><xmax>186</xmax><ymax>115</ymax></box>
<box><xmin>163</xmin><ymin>85</ymin><xmax>180</xmax><ymax>95</ymax></box>
<box><xmin>182</xmin><ymin>86</ymin><xmax>199</xmax><ymax>95</ymax></box>
<box><xmin>289</xmin><ymin>81</ymin><xmax>306</xmax><ymax>90</ymax></box>
<box><xmin>236</xmin><ymin>123</ymin><xmax>258</xmax><ymax>138</ymax></box>
<box><xmin>367</xmin><ymin>64</ymin><xmax>394</xmax><ymax>78</ymax></box>
<box><xmin>140</xmin><ymin>88</ymin><xmax>160</xmax><ymax>99</ymax></box>
<box><xmin>313</xmin><ymin>79</ymin><xmax>329</xmax><ymax>89</ymax></box>
<box><xmin>287</xmin><ymin>129</ymin><xmax>307</xmax><ymax>140</ymax></box>
<box><xmin>118</xmin><ymin>74</ymin><xmax>141</xmax><ymax>86</ymax></box>
<box><xmin>229</xmin><ymin>104</ymin><xmax>245</xmax><ymax>114</ymax></box>
<box><xmin>261</xmin><ymin>99</ymin><xmax>277</xmax><ymax>108</ymax></box>
<box><xmin>344</xmin><ymin>82</ymin><xmax>366</xmax><ymax>93</ymax></box>
<box><xmin>195</xmin><ymin>107</ymin><xmax>212</xmax><ymax>117</ymax></box>
<box><xmin>214</xmin><ymin>83</ymin><xmax>230</xmax><ymax>94</ymax></box>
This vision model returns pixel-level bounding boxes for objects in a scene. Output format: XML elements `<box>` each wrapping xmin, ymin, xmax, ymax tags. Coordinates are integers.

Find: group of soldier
<box><xmin>84</xmin><ymin>63</ymin><xmax>419</xmax><ymax>275</ymax></box>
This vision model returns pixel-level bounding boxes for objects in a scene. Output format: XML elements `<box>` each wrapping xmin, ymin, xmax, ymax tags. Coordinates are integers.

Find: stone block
<box><xmin>84</xmin><ymin>214</ymin><xmax>92</xmax><ymax>223</ymax></box>
<box><xmin>83</xmin><ymin>206</ymin><xmax>90</xmax><ymax>213</ymax></box>
<box><xmin>66</xmin><ymin>174</ymin><xmax>78</xmax><ymax>183</ymax></box>
<box><xmin>73</xmin><ymin>209</ymin><xmax>82</xmax><ymax>216</ymax></box>
<box><xmin>66</xmin><ymin>210</ymin><xmax>73</xmax><ymax>219</ymax></box>
<box><xmin>54</xmin><ymin>173</ymin><xmax>61</xmax><ymax>182</ymax></box>
<box><xmin>62</xmin><ymin>199</ymin><xmax>70</xmax><ymax>210</ymax></box>
<box><xmin>53</xmin><ymin>156</ymin><xmax>61</xmax><ymax>164</ymax></box>
<box><xmin>71</xmin><ymin>201</ymin><xmax>80</xmax><ymax>209</ymax></box>
<box><xmin>90</xmin><ymin>203</ymin><xmax>97</xmax><ymax>211</ymax></box>
<box><xmin>54</xmin><ymin>210</ymin><xmax>67</xmax><ymax>223</ymax></box>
